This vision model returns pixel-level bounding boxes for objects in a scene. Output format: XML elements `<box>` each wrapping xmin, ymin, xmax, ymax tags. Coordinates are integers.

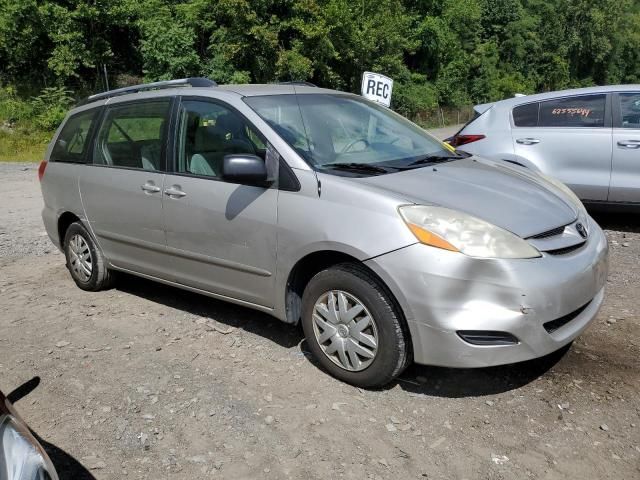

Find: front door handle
<box><xmin>141</xmin><ymin>182</ymin><xmax>161</xmax><ymax>194</ymax></box>
<box><xmin>516</xmin><ymin>138</ymin><xmax>540</xmax><ymax>145</ymax></box>
<box><xmin>617</xmin><ymin>140</ymin><xmax>640</xmax><ymax>149</ymax></box>
<box><xmin>164</xmin><ymin>186</ymin><xmax>187</xmax><ymax>198</ymax></box>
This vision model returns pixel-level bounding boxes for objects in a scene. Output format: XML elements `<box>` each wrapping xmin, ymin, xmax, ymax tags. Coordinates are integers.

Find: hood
<box><xmin>358</xmin><ymin>157</ymin><xmax>578</xmax><ymax>238</ymax></box>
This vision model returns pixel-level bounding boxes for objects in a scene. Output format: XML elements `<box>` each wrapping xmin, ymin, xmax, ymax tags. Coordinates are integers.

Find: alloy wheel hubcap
<box><xmin>68</xmin><ymin>234</ymin><xmax>92</xmax><ymax>282</ymax></box>
<box><xmin>312</xmin><ymin>290</ymin><xmax>379</xmax><ymax>372</ymax></box>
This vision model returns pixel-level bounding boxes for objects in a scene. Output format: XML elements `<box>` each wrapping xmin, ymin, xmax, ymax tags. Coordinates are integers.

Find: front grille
<box><xmin>543</xmin><ymin>301</ymin><xmax>591</xmax><ymax>334</ymax></box>
<box><xmin>529</xmin><ymin>225</ymin><xmax>566</xmax><ymax>239</ymax></box>
<box><xmin>545</xmin><ymin>242</ymin><xmax>586</xmax><ymax>255</ymax></box>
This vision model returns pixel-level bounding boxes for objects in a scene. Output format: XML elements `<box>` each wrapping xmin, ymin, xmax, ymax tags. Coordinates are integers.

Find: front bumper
<box><xmin>365</xmin><ymin>217</ymin><xmax>609</xmax><ymax>368</ymax></box>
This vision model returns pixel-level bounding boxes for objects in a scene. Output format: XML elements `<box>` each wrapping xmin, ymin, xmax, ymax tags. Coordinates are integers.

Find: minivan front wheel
<box><xmin>63</xmin><ymin>222</ymin><xmax>114</xmax><ymax>291</ymax></box>
<box><xmin>301</xmin><ymin>263</ymin><xmax>411</xmax><ymax>387</ymax></box>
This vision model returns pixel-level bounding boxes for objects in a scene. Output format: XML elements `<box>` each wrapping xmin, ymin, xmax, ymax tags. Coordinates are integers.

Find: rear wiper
<box><xmin>323</xmin><ymin>162</ymin><xmax>391</xmax><ymax>174</ymax></box>
<box><xmin>408</xmin><ymin>154</ymin><xmax>463</xmax><ymax>166</ymax></box>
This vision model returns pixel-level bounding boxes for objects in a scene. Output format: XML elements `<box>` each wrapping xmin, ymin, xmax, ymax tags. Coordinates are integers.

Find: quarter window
<box><xmin>50</xmin><ymin>110</ymin><xmax>98</xmax><ymax>163</ymax></box>
<box><xmin>176</xmin><ymin>100</ymin><xmax>267</xmax><ymax>178</ymax></box>
<box><xmin>618</xmin><ymin>93</ymin><xmax>640</xmax><ymax>128</ymax></box>
<box><xmin>512</xmin><ymin>103</ymin><xmax>539</xmax><ymax>127</ymax></box>
<box><xmin>93</xmin><ymin>100</ymin><xmax>170</xmax><ymax>170</ymax></box>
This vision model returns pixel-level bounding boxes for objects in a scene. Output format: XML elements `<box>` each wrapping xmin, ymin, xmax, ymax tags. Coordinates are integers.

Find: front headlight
<box><xmin>398</xmin><ymin>205</ymin><xmax>541</xmax><ymax>259</ymax></box>
<box><xmin>0</xmin><ymin>415</ymin><xmax>58</xmax><ymax>480</ymax></box>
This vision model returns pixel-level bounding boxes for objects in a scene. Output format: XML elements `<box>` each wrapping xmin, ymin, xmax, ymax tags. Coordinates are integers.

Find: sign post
<box><xmin>361</xmin><ymin>72</ymin><xmax>393</xmax><ymax>107</ymax></box>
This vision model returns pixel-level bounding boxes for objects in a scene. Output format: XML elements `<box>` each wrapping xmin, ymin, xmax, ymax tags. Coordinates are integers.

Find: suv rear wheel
<box><xmin>301</xmin><ymin>263</ymin><xmax>411</xmax><ymax>388</ymax></box>
<box><xmin>63</xmin><ymin>222</ymin><xmax>114</xmax><ymax>291</ymax></box>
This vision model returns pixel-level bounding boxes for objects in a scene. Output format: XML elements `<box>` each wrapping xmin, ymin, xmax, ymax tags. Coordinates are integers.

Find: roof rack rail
<box><xmin>277</xmin><ymin>81</ymin><xmax>317</xmax><ymax>87</ymax></box>
<box><xmin>81</xmin><ymin>77</ymin><xmax>217</xmax><ymax>105</ymax></box>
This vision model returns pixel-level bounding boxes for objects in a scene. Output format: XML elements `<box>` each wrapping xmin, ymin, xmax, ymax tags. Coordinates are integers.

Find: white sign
<box><xmin>361</xmin><ymin>71</ymin><xmax>393</xmax><ymax>107</ymax></box>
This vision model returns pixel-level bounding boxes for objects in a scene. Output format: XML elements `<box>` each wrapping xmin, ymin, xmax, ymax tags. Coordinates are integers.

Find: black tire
<box><xmin>301</xmin><ymin>263</ymin><xmax>412</xmax><ymax>388</ymax></box>
<box><xmin>63</xmin><ymin>221</ymin><xmax>114</xmax><ymax>291</ymax></box>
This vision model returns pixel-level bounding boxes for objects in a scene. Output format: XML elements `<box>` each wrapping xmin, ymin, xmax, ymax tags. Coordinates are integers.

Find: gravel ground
<box><xmin>0</xmin><ymin>160</ymin><xmax>638</xmax><ymax>480</ymax></box>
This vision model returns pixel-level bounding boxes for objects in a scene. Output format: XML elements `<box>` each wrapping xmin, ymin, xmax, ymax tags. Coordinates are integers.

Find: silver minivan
<box><xmin>39</xmin><ymin>79</ymin><xmax>608</xmax><ymax>387</ymax></box>
<box><xmin>448</xmin><ymin>85</ymin><xmax>640</xmax><ymax>209</ymax></box>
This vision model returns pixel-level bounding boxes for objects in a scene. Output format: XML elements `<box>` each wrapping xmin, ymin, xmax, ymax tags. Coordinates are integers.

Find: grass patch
<box><xmin>0</xmin><ymin>129</ymin><xmax>52</xmax><ymax>162</ymax></box>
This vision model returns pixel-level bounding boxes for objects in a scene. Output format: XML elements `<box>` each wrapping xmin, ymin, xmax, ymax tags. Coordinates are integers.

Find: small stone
<box><xmin>621</xmin><ymin>242</ymin><xmax>630</xmax><ymax>247</ymax></box>
<box><xmin>264</xmin><ymin>393</ymin><xmax>273</xmax><ymax>402</ymax></box>
<box><xmin>332</xmin><ymin>402</ymin><xmax>347</xmax><ymax>411</ymax></box>
<box><xmin>55</xmin><ymin>341</ymin><xmax>70</xmax><ymax>348</ymax></box>
<box><xmin>600</xmin><ymin>424</ymin><xmax>609</xmax><ymax>431</ymax></box>
<box><xmin>264</xmin><ymin>415</ymin><xmax>274</xmax><ymax>425</ymax></box>
<box><xmin>389</xmin><ymin>416</ymin><xmax>401</xmax><ymax>424</ymax></box>
<box><xmin>485</xmin><ymin>400</ymin><xmax>494</xmax><ymax>406</ymax></box>
<box><xmin>89</xmin><ymin>460</ymin><xmax>106</xmax><ymax>470</ymax></box>
<box><xmin>491</xmin><ymin>454</ymin><xmax>509</xmax><ymax>465</ymax></box>
<box><xmin>399</xmin><ymin>423</ymin><xmax>412</xmax><ymax>431</ymax></box>
<box><xmin>378</xmin><ymin>458</ymin><xmax>389</xmax><ymax>467</ymax></box>
<box><xmin>385</xmin><ymin>423</ymin><xmax>397</xmax><ymax>432</ymax></box>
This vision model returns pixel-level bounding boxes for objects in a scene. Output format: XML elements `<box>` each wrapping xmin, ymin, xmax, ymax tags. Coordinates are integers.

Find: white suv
<box><xmin>448</xmin><ymin>85</ymin><xmax>640</xmax><ymax>210</ymax></box>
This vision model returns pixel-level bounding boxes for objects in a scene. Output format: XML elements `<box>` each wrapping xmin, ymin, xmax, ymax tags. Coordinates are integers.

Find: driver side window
<box><xmin>177</xmin><ymin>100</ymin><xmax>266</xmax><ymax>178</ymax></box>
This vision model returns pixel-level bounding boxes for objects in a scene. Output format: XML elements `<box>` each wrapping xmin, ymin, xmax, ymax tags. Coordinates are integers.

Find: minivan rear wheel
<box><xmin>63</xmin><ymin>222</ymin><xmax>114</xmax><ymax>291</ymax></box>
<box><xmin>301</xmin><ymin>263</ymin><xmax>411</xmax><ymax>388</ymax></box>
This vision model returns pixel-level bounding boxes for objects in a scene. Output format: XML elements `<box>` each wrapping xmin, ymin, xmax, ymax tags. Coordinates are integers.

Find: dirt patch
<box><xmin>0</xmin><ymin>162</ymin><xmax>638</xmax><ymax>479</ymax></box>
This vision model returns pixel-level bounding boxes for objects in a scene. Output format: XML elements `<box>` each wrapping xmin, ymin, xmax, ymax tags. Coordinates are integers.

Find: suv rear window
<box><xmin>50</xmin><ymin>109</ymin><xmax>98</xmax><ymax>163</ymax></box>
<box><xmin>513</xmin><ymin>94</ymin><xmax>606</xmax><ymax>128</ymax></box>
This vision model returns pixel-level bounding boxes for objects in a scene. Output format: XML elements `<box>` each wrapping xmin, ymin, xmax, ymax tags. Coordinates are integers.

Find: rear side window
<box><xmin>513</xmin><ymin>94</ymin><xmax>606</xmax><ymax>128</ymax></box>
<box><xmin>93</xmin><ymin>100</ymin><xmax>170</xmax><ymax>171</ymax></box>
<box><xmin>50</xmin><ymin>110</ymin><xmax>98</xmax><ymax>163</ymax></box>
<box><xmin>539</xmin><ymin>95</ymin><xmax>606</xmax><ymax>127</ymax></box>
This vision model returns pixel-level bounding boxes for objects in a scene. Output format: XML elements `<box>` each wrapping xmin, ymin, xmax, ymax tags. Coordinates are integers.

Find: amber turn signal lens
<box><xmin>407</xmin><ymin>223</ymin><xmax>459</xmax><ymax>252</ymax></box>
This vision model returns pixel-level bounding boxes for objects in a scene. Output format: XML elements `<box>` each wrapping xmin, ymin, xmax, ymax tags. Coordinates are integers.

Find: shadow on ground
<box><xmin>395</xmin><ymin>344</ymin><xmax>571</xmax><ymax>398</ymax></box>
<box><xmin>590</xmin><ymin>210</ymin><xmax>640</xmax><ymax>233</ymax></box>
<box><xmin>115</xmin><ymin>271</ymin><xmax>572</xmax><ymax>398</ymax></box>
<box><xmin>6</xmin><ymin>377</ymin><xmax>96</xmax><ymax>480</ymax></box>
<box><xmin>115</xmin><ymin>272</ymin><xmax>304</xmax><ymax>349</ymax></box>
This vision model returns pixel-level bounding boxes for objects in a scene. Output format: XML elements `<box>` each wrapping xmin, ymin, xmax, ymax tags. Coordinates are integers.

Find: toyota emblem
<box><xmin>576</xmin><ymin>222</ymin><xmax>588</xmax><ymax>239</ymax></box>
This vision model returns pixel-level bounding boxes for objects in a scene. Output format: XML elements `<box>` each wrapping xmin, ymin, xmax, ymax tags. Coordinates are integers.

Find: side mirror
<box><xmin>222</xmin><ymin>154</ymin><xmax>271</xmax><ymax>186</ymax></box>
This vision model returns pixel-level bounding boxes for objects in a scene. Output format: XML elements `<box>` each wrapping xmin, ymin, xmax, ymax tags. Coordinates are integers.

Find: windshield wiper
<box><xmin>407</xmin><ymin>154</ymin><xmax>463</xmax><ymax>166</ymax></box>
<box><xmin>323</xmin><ymin>162</ymin><xmax>391</xmax><ymax>174</ymax></box>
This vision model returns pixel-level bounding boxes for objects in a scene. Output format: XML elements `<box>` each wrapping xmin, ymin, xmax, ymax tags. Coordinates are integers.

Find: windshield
<box><xmin>244</xmin><ymin>94</ymin><xmax>456</xmax><ymax>174</ymax></box>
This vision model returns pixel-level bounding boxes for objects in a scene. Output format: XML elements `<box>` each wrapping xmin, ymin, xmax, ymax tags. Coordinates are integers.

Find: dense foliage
<box><xmin>1</xmin><ymin>0</ymin><xmax>639</xmax><ymax>120</ymax></box>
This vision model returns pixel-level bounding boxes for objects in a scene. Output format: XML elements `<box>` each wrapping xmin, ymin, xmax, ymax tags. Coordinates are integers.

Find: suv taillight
<box><xmin>38</xmin><ymin>160</ymin><xmax>47</xmax><ymax>181</ymax></box>
<box><xmin>448</xmin><ymin>134</ymin><xmax>485</xmax><ymax>147</ymax></box>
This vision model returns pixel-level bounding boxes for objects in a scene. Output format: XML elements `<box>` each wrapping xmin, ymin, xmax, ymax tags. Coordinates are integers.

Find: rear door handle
<box><xmin>516</xmin><ymin>138</ymin><xmax>540</xmax><ymax>145</ymax></box>
<box><xmin>141</xmin><ymin>182</ymin><xmax>161</xmax><ymax>193</ymax></box>
<box><xmin>617</xmin><ymin>140</ymin><xmax>640</xmax><ymax>149</ymax></box>
<box><xmin>164</xmin><ymin>186</ymin><xmax>187</xmax><ymax>198</ymax></box>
